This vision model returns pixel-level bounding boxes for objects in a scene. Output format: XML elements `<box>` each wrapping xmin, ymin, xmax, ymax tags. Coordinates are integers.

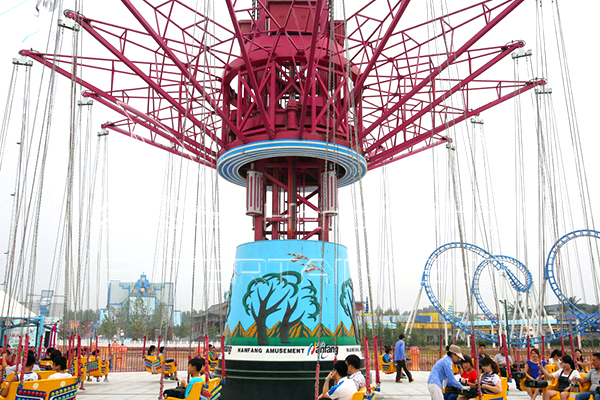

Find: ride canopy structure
<box><xmin>18</xmin><ymin>0</ymin><xmax>547</xmax><ymax>399</ymax></box>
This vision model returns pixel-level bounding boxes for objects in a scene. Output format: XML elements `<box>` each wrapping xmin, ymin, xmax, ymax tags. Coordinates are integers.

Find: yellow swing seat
<box><xmin>480</xmin><ymin>377</ymin><xmax>508</xmax><ymax>400</ymax></box>
<box><xmin>144</xmin><ymin>356</ymin><xmax>177</xmax><ymax>375</ymax></box>
<box><xmin>38</xmin><ymin>361</ymin><xmax>53</xmax><ymax>369</ymax></box>
<box><xmin>0</xmin><ymin>376</ymin><xmax>79</xmax><ymax>400</ymax></box>
<box><xmin>208</xmin><ymin>359</ymin><xmax>218</xmax><ymax>372</ymax></box>
<box><xmin>163</xmin><ymin>378</ymin><xmax>222</xmax><ymax>400</ymax></box>
<box><xmin>68</xmin><ymin>360</ymin><xmax>87</xmax><ymax>382</ymax></box>
<box><xmin>350</xmin><ymin>384</ymin><xmax>379</xmax><ymax>400</ymax></box>
<box><xmin>377</xmin><ymin>355</ymin><xmax>395</xmax><ymax>375</ymax></box>
<box><xmin>79</xmin><ymin>357</ymin><xmax>109</xmax><ymax>378</ymax></box>
<box><xmin>545</xmin><ymin>373</ymin><xmax>593</xmax><ymax>400</ymax></box>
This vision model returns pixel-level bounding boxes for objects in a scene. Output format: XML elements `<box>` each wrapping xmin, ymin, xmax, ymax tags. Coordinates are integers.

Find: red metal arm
<box><xmin>119</xmin><ymin>0</ymin><xmax>246</xmax><ymax>143</ymax></box>
<box><xmin>65</xmin><ymin>10</ymin><xmax>225</xmax><ymax>148</ymax></box>
<box><xmin>368</xmin><ymin>78</ymin><xmax>546</xmax><ymax>169</ymax></box>
<box><xmin>360</xmin><ymin>0</ymin><xmax>525</xmax><ymax>148</ymax></box>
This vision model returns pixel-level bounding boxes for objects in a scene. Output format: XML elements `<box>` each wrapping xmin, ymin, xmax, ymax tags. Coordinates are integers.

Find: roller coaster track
<box><xmin>421</xmin><ymin>230</ymin><xmax>600</xmax><ymax>345</ymax></box>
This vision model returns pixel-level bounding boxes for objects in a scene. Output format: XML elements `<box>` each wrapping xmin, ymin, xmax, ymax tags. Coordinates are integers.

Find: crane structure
<box><xmin>22</xmin><ymin>0</ymin><xmax>545</xmax><ymax>398</ymax></box>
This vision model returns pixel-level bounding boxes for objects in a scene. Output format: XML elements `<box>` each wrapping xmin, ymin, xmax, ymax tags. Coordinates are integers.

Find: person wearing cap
<box><xmin>427</xmin><ymin>345</ymin><xmax>468</xmax><ymax>400</ymax></box>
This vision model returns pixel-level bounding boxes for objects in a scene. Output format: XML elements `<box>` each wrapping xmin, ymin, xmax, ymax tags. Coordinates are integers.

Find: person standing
<box><xmin>428</xmin><ymin>345</ymin><xmax>466</xmax><ymax>400</ymax></box>
<box><xmin>395</xmin><ymin>334</ymin><xmax>413</xmax><ymax>383</ymax></box>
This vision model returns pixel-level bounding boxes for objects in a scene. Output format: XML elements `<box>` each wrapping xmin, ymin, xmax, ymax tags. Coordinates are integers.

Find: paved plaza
<box><xmin>75</xmin><ymin>370</ymin><xmax>533</xmax><ymax>399</ymax></box>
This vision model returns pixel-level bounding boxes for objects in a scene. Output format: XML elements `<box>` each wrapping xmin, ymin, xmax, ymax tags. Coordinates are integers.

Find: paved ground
<box><xmin>376</xmin><ymin>370</ymin><xmax>530</xmax><ymax>399</ymax></box>
<box><xmin>75</xmin><ymin>370</ymin><xmax>533</xmax><ymax>399</ymax></box>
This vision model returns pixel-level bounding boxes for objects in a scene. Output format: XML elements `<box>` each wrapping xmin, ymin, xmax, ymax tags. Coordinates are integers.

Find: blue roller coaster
<box><xmin>419</xmin><ymin>229</ymin><xmax>600</xmax><ymax>346</ymax></box>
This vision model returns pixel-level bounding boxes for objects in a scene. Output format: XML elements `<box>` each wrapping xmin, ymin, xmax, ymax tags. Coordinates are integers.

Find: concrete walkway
<box><xmin>75</xmin><ymin>370</ymin><xmax>533</xmax><ymax>399</ymax></box>
<box><xmin>376</xmin><ymin>370</ymin><xmax>530</xmax><ymax>399</ymax></box>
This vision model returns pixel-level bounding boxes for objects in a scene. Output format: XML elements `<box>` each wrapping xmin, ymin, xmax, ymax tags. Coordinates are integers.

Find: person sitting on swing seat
<box><xmin>42</xmin><ymin>347</ymin><xmax>55</xmax><ymax>361</ymax></box>
<box><xmin>147</xmin><ymin>345</ymin><xmax>157</xmax><ymax>357</ymax></box>
<box><xmin>493</xmin><ymin>347</ymin><xmax>513</xmax><ymax>377</ymax></box>
<box><xmin>573</xmin><ymin>352</ymin><xmax>600</xmax><ymax>400</ymax></box>
<box><xmin>444</xmin><ymin>355</ymin><xmax>477</xmax><ymax>400</ymax></box>
<box><xmin>524</xmin><ymin>348</ymin><xmax>547</xmax><ymax>400</ymax></box>
<box><xmin>539</xmin><ymin>355</ymin><xmax>581</xmax><ymax>400</ymax></box>
<box><xmin>48</xmin><ymin>356</ymin><xmax>72</xmax><ymax>379</ymax></box>
<box><xmin>4</xmin><ymin>350</ymin><xmax>41</xmax><ymax>374</ymax></box>
<box><xmin>159</xmin><ymin>346</ymin><xmax>175</xmax><ymax>363</ymax></box>
<box><xmin>548</xmin><ymin>349</ymin><xmax>563</xmax><ymax>366</ymax></box>
<box><xmin>457</xmin><ymin>357</ymin><xmax>502</xmax><ymax>399</ymax></box>
<box><xmin>0</xmin><ymin>354</ymin><xmax>40</xmax><ymax>397</ymax></box>
<box><xmin>318</xmin><ymin>360</ymin><xmax>357</xmax><ymax>400</ymax></box>
<box><xmin>383</xmin><ymin>346</ymin><xmax>393</xmax><ymax>363</ymax></box>
<box><xmin>345</xmin><ymin>354</ymin><xmax>365</xmax><ymax>391</ymax></box>
<box><xmin>178</xmin><ymin>357</ymin><xmax>206</xmax><ymax>398</ymax></box>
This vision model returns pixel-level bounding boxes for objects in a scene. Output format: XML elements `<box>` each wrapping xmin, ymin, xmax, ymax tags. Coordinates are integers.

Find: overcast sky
<box><xmin>0</xmin><ymin>0</ymin><xmax>599</xmax><ymax>328</ymax></box>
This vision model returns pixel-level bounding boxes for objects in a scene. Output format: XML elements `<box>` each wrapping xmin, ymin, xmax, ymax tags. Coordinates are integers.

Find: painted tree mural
<box><xmin>280</xmin><ymin>279</ymin><xmax>320</xmax><ymax>343</ymax></box>
<box><xmin>340</xmin><ymin>278</ymin><xmax>359</xmax><ymax>338</ymax></box>
<box><xmin>241</xmin><ymin>271</ymin><xmax>320</xmax><ymax>344</ymax></box>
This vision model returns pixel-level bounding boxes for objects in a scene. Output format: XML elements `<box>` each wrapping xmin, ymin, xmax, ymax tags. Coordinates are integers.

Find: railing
<box><xmin>57</xmin><ymin>345</ymin><xmax>206</xmax><ymax>372</ymax></box>
<box><xmin>53</xmin><ymin>344</ymin><xmax>600</xmax><ymax>373</ymax></box>
<box><xmin>361</xmin><ymin>345</ymin><xmax>600</xmax><ymax>372</ymax></box>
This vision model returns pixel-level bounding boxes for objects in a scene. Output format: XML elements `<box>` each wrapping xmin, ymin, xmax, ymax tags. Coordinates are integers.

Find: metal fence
<box><xmin>56</xmin><ymin>344</ymin><xmax>600</xmax><ymax>373</ymax></box>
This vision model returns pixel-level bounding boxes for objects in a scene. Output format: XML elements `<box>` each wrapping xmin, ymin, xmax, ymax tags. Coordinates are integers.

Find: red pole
<box><xmin>575</xmin><ymin>336</ymin><xmax>580</xmax><ymax>349</ymax></box>
<box><xmin>454</xmin><ymin>336</ymin><xmax>457</xmax><ymax>345</ymax></box>
<box><xmin>67</xmin><ymin>336</ymin><xmax>73</xmax><ymax>367</ymax></box>
<box><xmin>363</xmin><ymin>336</ymin><xmax>371</xmax><ymax>393</ymax></box>
<box><xmin>158</xmin><ymin>335</ymin><xmax>164</xmax><ymax>400</ymax></box>
<box><xmin>568</xmin><ymin>334</ymin><xmax>576</xmax><ymax>361</ymax></box>
<box><xmin>526</xmin><ymin>336</ymin><xmax>531</xmax><ymax>361</ymax></box>
<box><xmin>15</xmin><ymin>335</ymin><xmax>23</xmax><ymax>365</ymax></box>
<box><xmin>78</xmin><ymin>335</ymin><xmax>85</xmax><ymax>390</ymax></box>
<box><xmin>0</xmin><ymin>334</ymin><xmax>7</xmax><ymax>385</ymax></box>
<box><xmin>142</xmin><ymin>336</ymin><xmax>147</xmax><ymax>357</ymax></box>
<box><xmin>37</xmin><ymin>334</ymin><xmax>43</xmax><ymax>361</ymax></box>
<box><xmin>541</xmin><ymin>336</ymin><xmax>546</xmax><ymax>359</ymax></box>
<box><xmin>204</xmin><ymin>335</ymin><xmax>210</xmax><ymax>381</ymax></box>
<box><xmin>373</xmin><ymin>337</ymin><xmax>380</xmax><ymax>384</ymax></box>
<box><xmin>220</xmin><ymin>335</ymin><xmax>226</xmax><ymax>379</ymax></box>
<box><xmin>470</xmin><ymin>334</ymin><xmax>480</xmax><ymax>397</ymax></box>
<box><xmin>20</xmin><ymin>335</ymin><xmax>29</xmax><ymax>382</ymax></box>
<box><xmin>501</xmin><ymin>334</ymin><xmax>512</xmax><ymax>379</ymax></box>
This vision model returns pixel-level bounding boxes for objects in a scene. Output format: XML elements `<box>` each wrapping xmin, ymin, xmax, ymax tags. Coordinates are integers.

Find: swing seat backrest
<box><xmin>0</xmin><ymin>376</ymin><xmax>79</xmax><ymax>400</ymax></box>
<box><xmin>208</xmin><ymin>360</ymin><xmax>217</xmax><ymax>372</ymax></box>
<box><xmin>5</xmin><ymin>371</ymin><xmax>58</xmax><ymax>382</ymax></box>
<box><xmin>546</xmin><ymin>372</ymin><xmax>592</xmax><ymax>400</ymax></box>
<box><xmin>350</xmin><ymin>384</ymin><xmax>379</xmax><ymax>400</ymax></box>
<box><xmin>144</xmin><ymin>356</ymin><xmax>176</xmax><ymax>374</ymax></box>
<box><xmin>480</xmin><ymin>377</ymin><xmax>507</xmax><ymax>400</ymax></box>
<box><xmin>377</xmin><ymin>355</ymin><xmax>395</xmax><ymax>374</ymax></box>
<box><xmin>163</xmin><ymin>378</ymin><xmax>221</xmax><ymax>400</ymax></box>
<box><xmin>80</xmin><ymin>357</ymin><xmax>109</xmax><ymax>377</ymax></box>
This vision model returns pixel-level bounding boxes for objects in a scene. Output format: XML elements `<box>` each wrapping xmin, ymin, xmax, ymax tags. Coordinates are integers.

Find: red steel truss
<box><xmin>22</xmin><ymin>0</ymin><xmax>545</xmax><ymax>240</ymax></box>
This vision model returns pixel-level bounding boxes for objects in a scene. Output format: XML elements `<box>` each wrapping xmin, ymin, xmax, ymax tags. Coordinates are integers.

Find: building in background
<box><xmin>100</xmin><ymin>274</ymin><xmax>181</xmax><ymax>327</ymax></box>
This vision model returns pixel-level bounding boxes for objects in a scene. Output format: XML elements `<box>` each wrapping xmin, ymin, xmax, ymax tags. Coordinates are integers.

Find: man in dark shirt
<box><xmin>478</xmin><ymin>344</ymin><xmax>491</xmax><ymax>368</ymax></box>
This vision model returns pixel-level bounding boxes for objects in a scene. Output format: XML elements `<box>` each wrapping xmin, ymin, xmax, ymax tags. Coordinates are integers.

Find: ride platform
<box><xmin>76</xmin><ymin>370</ymin><xmax>533</xmax><ymax>399</ymax></box>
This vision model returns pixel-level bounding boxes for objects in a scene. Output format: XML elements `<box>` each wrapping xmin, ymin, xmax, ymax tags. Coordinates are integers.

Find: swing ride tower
<box><xmin>20</xmin><ymin>0</ymin><xmax>546</xmax><ymax>398</ymax></box>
